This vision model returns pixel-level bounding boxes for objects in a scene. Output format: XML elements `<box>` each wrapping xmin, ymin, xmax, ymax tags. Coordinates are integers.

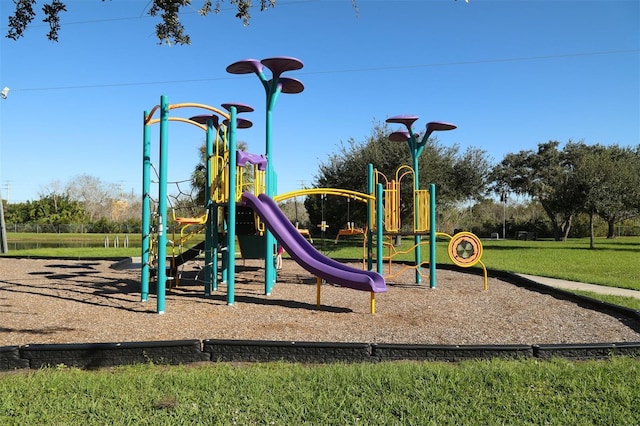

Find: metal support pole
<box><xmin>264</xmin><ymin>106</ymin><xmax>276</xmax><ymax>295</ymax></box>
<box><xmin>412</xmin><ymin>154</ymin><xmax>421</xmax><ymax>284</ymax></box>
<box><xmin>366</xmin><ymin>163</ymin><xmax>374</xmax><ymax>271</ymax></box>
<box><xmin>141</xmin><ymin>111</ymin><xmax>151</xmax><ymax>301</ymax></box>
<box><xmin>204</xmin><ymin>120</ymin><xmax>214</xmax><ymax>297</ymax></box>
<box><xmin>376</xmin><ymin>183</ymin><xmax>384</xmax><ymax>274</ymax></box>
<box><xmin>157</xmin><ymin>95</ymin><xmax>170</xmax><ymax>314</ymax></box>
<box><xmin>0</xmin><ymin>195</ymin><xmax>7</xmax><ymax>254</ymax></box>
<box><xmin>429</xmin><ymin>183</ymin><xmax>437</xmax><ymax>288</ymax></box>
<box><xmin>226</xmin><ymin>106</ymin><xmax>238</xmax><ymax>305</ymax></box>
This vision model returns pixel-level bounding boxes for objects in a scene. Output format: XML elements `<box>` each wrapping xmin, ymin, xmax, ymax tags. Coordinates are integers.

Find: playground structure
<box><xmin>140</xmin><ymin>56</ymin><xmax>487</xmax><ymax>315</ymax></box>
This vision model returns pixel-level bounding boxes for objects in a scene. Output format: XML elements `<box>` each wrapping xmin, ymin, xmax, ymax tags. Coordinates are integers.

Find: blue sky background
<box><xmin>0</xmin><ymin>0</ymin><xmax>638</xmax><ymax>204</ymax></box>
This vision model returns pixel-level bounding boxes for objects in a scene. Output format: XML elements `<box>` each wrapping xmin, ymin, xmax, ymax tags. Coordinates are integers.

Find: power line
<box><xmin>8</xmin><ymin>48</ymin><xmax>638</xmax><ymax>94</ymax></box>
<box><xmin>304</xmin><ymin>49</ymin><xmax>640</xmax><ymax>76</ymax></box>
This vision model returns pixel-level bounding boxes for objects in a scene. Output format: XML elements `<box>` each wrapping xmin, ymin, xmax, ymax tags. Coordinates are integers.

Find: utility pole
<box><xmin>0</xmin><ymin>87</ymin><xmax>9</xmax><ymax>253</ymax></box>
<box><xmin>0</xmin><ymin>193</ymin><xmax>7</xmax><ymax>254</ymax></box>
<box><xmin>3</xmin><ymin>181</ymin><xmax>9</xmax><ymax>204</ymax></box>
<box><xmin>501</xmin><ymin>191</ymin><xmax>508</xmax><ymax>240</ymax></box>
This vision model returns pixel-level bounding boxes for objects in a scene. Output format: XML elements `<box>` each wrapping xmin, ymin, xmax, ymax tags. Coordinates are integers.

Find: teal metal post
<box><xmin>264</xmin><ymin>103</ymin><xmax>276</xmax><ymax>295</ymax></box>
<box><xmin>212</xmin><ymin>210</ymin><xmax>219</xmax><ymax>292</ymax></box>
<box><xmin>366</xmin><ymin>164</ymin><xmax>374</xmax><ymax>271</ymax></box>
<box><xmin>264</xmin><ymin>87</ymin><xmax>283</xmax><ymax>295</ymax></box>
<box><xmin>226</xmin><ymin>106</ymin><xmax>238</xmax><ymax>305</ymax></box>
<box><xmin>429</xmin><ymin>183</ymin><xmax>437</xmax><ymax>288</ymax></box>
<box><xmin>376</xmin><ymin>183</ymin><xmax>384</xmax><ymax>274</ymax></box>
<box><xmin>204</xmin><ymin>120</ymin><xmax>214</xmax><ymax>296</ymax></box>
<box><xmin>412</xmin><ymin>153</ymin><xmax>422</xmax><ymax>284</ymax></box>
<box><xmin>156</xmin><ymin>95</ymin><xmax>170</xmax><ymax>314</ymax></box>
<box><xmin>141</xmin><ymin>110</ymin><xmax>151</xmax><ymax>302</ymax></box>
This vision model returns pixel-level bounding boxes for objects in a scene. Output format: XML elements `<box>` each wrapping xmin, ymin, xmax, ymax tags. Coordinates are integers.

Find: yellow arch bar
<box><xmin>274</xmin><ymin>188</ymin><xmax>374</xmax><ymax>203</ymax></box>
<box><xmin>145</xmin><ymin>116</ymin><xmax>208</xmax><ymax>131</ymax></box>
<box><xmin>144</xmin><ymin>102</ymin><xmax>230</xmax><ymax>125</ymax></box>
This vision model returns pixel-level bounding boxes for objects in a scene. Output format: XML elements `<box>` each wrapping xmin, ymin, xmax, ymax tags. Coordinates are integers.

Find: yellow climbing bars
<box><xmin>375</xmin><ymin>166</ymin><xmax>431</xmax><ymax>233</ymax></box>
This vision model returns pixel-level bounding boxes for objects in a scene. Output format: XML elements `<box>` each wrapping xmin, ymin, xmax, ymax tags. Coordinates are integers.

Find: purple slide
<box><xmin>241</xmin><ymin>192</ymin><xmax>387</xmax><ymax>293</ymax></box>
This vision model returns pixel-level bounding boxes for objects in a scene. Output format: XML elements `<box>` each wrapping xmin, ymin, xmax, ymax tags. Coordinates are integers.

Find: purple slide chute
<box><xmin>241</xmin><ymin>192</ymin><xmax>387</xmax><ymax>293</ymax></box>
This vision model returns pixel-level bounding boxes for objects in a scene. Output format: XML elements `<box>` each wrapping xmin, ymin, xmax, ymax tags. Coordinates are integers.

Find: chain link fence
<box><xmin>6</xmin><ymin>223</ymin><xmax>141</xmax><ymax>234</ymax></box>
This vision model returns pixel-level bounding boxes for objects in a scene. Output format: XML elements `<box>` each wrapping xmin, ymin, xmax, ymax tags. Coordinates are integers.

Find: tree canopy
<box><xmin>6</xmin><ymin>1</ymin><xmax>469</xmax><ymax>45</ymax></box>
<box><xmin>6</xmin><ymin>0</ymin><xmax>277</xmax><ymax>44</ymax></box>
<box><xmin>491</xmin><ymin>140</ymin><xmax>640</xmax><ymax>241</ymax></box>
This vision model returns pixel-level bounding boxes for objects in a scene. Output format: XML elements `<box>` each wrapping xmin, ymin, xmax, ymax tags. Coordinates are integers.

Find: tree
<box><xmin>491</xmin><ymin>140</ymin><xmax>640</xmax><ymax>242</ymax></box>
<box><xmin>6</xmin><ymin>1</ymin><xmax>466</xmax><ymax>45</ymax></box>
<box><xmin>6</xmin><ymin>0</ymin><xmax>285</xmax><ymax>45</ymax></box>
<box><xmin>26</xmin><ymin>192</ymin><xmax>87</xmax><ymax>225</ymax></box>
<box><xmin>64</xmin><ymin>174</ymin><xmax>122</xmax><ymax>222</ymax></box>
<box><xmin>491</xmin><ymin>141</ymin><xmax>583</xmax><ymax>241</ymax></box>
<box><xmin>306</xmin><ymin>121</ymin><xmax>491</xmax><ymax>234</ymax></box>
<box><xmin>569</xmin><ymin>142</ymin><xmax>640</xmax><ymax>242</ymax></box>
<box><xmin>278</xmin><ymin>199</ymin><xmax>309</xmax><ymax>228</ymax></box>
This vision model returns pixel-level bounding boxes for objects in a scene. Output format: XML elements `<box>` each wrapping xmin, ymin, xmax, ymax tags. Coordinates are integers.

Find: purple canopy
<box><xmin>278</xmin><ymin>77</ymin><xmax>304</xmax><ymax>94</ymax></box>
<box><xmin>223</xmin><ymin>117</ymin><xmax>253</xmax><ymax>129</ymax></box>
<box><xmin>261</xmin><ymin>57</ymin><xmax>303</xmax><ymax>78</ymax></box>
<box><xmin>226</xmin><ymin>59</ymin><xmax>264</xmax><ymax>75</ymax></box>
<box><xmin>426</xmin><ymin>121</ymin><xmax>457</xmax><ymax>133</ymax></box>
<box><xmin>189</xmin><ymin>114</ymin><xmax>219</xmax><ymax>127</ymax></box>
<box><xmin>386</xmin><ymin>115</ymin><xmax>419</xmax><ymax>129</ymax></box>
<box><xmin>221</xmin><ymin>102</ymin><xmax>254</xmax><ymax>114</ymax></box>
<box><xmin>389</xmin><ymin>130</ymin><xmax>411</xmax><ymax>142</ymax></box>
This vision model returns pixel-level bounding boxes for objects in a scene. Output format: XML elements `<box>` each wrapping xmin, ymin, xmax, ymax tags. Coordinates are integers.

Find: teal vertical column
<box><xmin>264</xmin><ymin>105</ymin><xmax>276</xmax><ymax>295</ymax></box>
<box><xmin>156</xmin><ymin>95</ymin><xmax>169</xmax><ymax>314</ymax></box>
<box><xmin>376</xmin><ymin>183</ymin><xmax>384</xmax><ymax>274</ymax></box>
<box><xmin>429</xmin><ymin>183</ymin><xmax>437</xmax><ymax>288</ymax></box>
<box><xmin>203</xmin><ymin>121</ymin><xmax>214</xmax><ymax>296</ymax></box>
<box><xmin>226</xmin><ymin>106</ymin><xmax>238</xmax><ymax>305</ymax></box>
<box><xmin>141</xmin><ymin>111</ymin><xmax>151</xmax><ymax>302</ymax></box>
<box><xmin>412</xmin><ymin>154</ymin><xmax>422</xmax><ymax>284</ymax></box>
<box><xmin>212</xmin><ymin>207</ymin><xmax>219</xmax><ymax>292</ymax></box>
<box><xmin>366</xmin><ymin>164</ymin><xmax>374</xmax><ymax>271</ymax></box>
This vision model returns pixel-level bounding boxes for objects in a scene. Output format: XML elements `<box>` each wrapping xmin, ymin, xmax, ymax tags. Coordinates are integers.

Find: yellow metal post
<box><xmin>316</xmin><ymin>277</ymin><xmax>322</xmax><ymax>308</ymax></box>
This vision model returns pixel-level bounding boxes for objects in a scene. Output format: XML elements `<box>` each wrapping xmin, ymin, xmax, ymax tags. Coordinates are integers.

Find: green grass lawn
<box><xmin>1</xmin><ymin>358</ymin><xmax>638</xmax><ymax>425</ymax></box>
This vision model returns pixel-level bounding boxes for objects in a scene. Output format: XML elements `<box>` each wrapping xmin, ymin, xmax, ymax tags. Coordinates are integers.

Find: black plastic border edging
<box><xmin>203</xmin><ymin>339</ymin><xmax>372</xmax><ymax>363</ymax></box>
<box><xmin>18</xmin><ymin>339</ymin><xmax>209</xmax><ymax>370</ymax></box>
<box><xmin>0</xmin><ymin>346</ymin><xmax>30</xmax><ymax>370</ymax></box>
<box><xmin>4</xmin><ymin>340</ymin><xmax>638</xmax><ymax>371</ymax></box>
<box><xmin>371</xmin><ymin>343</ymin><xmax>534</xmax><ymax>361</ymax></box>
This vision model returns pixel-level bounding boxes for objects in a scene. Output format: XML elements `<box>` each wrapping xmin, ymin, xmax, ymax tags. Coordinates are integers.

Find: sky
<box><xmin>0</xmin><ymin>0</ymin><xmax>638</xmax><ymax>204</ymax></box>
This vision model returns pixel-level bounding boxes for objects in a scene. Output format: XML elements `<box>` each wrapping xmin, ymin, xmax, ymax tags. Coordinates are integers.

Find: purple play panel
<box><xmin>236</xmin><ymin>151</ymin><xmax>267</xmax><ymax>171</ymax></box>
<box><xmin>241</xmin><ymin>192</ymin><xmax>387</xmax><ymax>293</ymax></box>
